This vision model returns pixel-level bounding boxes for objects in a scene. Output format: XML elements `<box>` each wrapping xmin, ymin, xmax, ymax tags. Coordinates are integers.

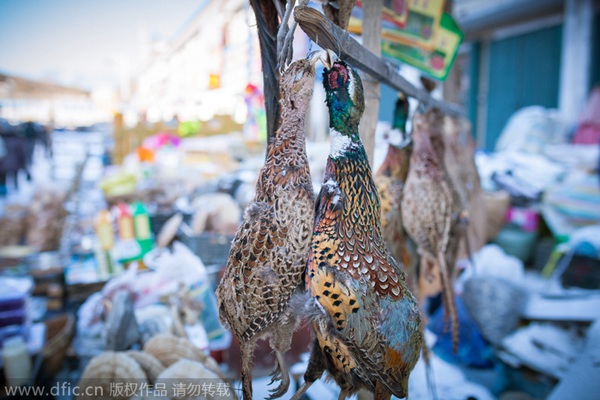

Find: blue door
<box><xmin>484</xmin><ymin>24</ymin><xmax>563</xmax><ymax>151</ymax></box>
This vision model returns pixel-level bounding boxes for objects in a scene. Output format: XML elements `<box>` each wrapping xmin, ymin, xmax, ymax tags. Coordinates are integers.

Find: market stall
<box><xmin>1</xmin><ymin>1</ymin><xmax>599</xmax><ymax>400</ymax></box>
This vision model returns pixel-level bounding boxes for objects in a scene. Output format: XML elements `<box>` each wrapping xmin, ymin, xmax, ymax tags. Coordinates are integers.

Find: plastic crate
<box><xmin>181</xmin><ymin>232</ymin><xmax>234</xmax><ymax>267</ymax></box>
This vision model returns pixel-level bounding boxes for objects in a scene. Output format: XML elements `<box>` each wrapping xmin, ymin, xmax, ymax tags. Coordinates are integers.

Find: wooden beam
<box><xmin>358</xmin><ymin>0</ymin><xmax>382</xmax><ymax>162</ymax></box>
<box><xmin>294</xmin><ymin>5</ymin><xmax>465</xmax><ymax>117</ymax></box>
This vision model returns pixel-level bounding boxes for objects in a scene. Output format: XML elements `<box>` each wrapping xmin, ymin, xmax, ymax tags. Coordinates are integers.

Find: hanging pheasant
<box><xmin>375</xmin><ymin>94</ymin><xmax>413</xmax><ymax>273</ymax></box>
<box><xmin>443</xmin><ymin>116</ymin><xmax>486</xmax><ymax>256</ymax></box>
<box><xmin>294</xmin><ymin>50</ymin><xmax>421</xmax><ymax>400</ymax></box>
<box><xmin>376</xmin><ymin>96</ymin><xmax>442</xmax><ymax>400</ymax></box>
<box><xmin>426</xmin><ymin>108</ymin><xmax>466</xmax><ymax>290</ymax></box>
<box><xmin>401</xmin><ymin>108</ymin><xmax>459</xmax><ymax>352</ymax></box>
<box><xmin>216</xmin><ymin>56</ymin><xmax>318</xmax><ymax>400</ymax></box>
<box><xmin>439</xmin><ymin>116</ymin><xmax>471</xmax><ymax>276</ymax></box>
<box><xmin>419</xmin><ymin>78</ymin><xmax>470</xmax><ymax>287</ymax></box>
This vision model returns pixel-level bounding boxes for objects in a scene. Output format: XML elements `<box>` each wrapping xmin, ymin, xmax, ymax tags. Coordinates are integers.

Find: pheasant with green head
<box><xmin>375</xmin><ymin>94</ymin><xmax>414</xmax><ymax>276</ymax></box>
<box><xmin>293</xmin><ymin>50</ymin><xmax>422</xmax><ymax>400</ymax></box>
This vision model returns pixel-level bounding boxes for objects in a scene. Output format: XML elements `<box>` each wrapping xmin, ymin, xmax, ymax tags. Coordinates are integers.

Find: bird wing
<box><xmin>308</xmin><ymin>182</ymin><xmax>420</xmax><ymax>397</ymax></box>
<box><xmin>217</xmin><ymin>201</ymin><xmax>294</xmax><ymax>341</ymax></box>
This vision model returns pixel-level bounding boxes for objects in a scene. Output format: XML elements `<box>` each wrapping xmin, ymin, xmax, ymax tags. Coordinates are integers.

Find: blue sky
<box><xmin>0</xmin><ymin>0</ymin><xmax>202</xmax><ymax>89</ymax></box>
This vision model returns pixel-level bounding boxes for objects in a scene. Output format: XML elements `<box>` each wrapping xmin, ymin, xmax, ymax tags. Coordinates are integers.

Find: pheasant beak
<box><xmin>308</xmin><ymin>49</ymin><xmax>339</xmax><ymax>69</ymax></box>
<box><xmin>322</xmin><ymin>49</ymin><xmax>339</xmax><ymax>69</ymax></box>
<box><xmin>308</xmin><ymin>50</ymin><xmax>325</xmax><ymax>67</ymax></box>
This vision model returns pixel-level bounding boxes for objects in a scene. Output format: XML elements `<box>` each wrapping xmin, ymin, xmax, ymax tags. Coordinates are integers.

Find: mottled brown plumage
<box><xmin>443</xmin><ymin>117</ymin><xmax>487</xmax><ymax>255</ymax></box>
<box><xmin>216</xmin><ymin>58</ymin><xmax>316</xmax><ymax>400</ymax></box>
<box><xmin>376</xmin><ymin>98</ymin><xmax>443</xmax><ymax>400</ymax></box>
<box><xmin>294</xmin><ymin>52</ymin><xmax>421</xmax><ymax>400</ymax></box>
<box><xmin>427</xmin><ymin>109</ymin><xmax>464</xmax><ymax>287</ymax></box>
<box><xmin>441</xmin><ymin>115</ymin><xmax>473</xmax><ymax>277</ymax></box>
<box><xmin>401</xmin><ymin>110</ymin><xmax>459</xmax><ymax>352</ymax></box>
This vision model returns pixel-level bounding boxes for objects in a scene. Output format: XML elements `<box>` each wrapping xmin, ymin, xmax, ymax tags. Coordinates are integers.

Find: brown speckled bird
<box><xmin>440</xmin><ymin>115</ymin><xmax>474</xmax><ymax>279</ymax></box>
<box><xmin>427</xmin><ymin>109</ymin><xmax>465</xmax><ymax>291</ymax></box>
<box><xmin>401</xmin><ymin>109</ymin><xmax>459</xmax><ymax>352</ymax></box>
<box><xmin>377</xmin><ymin>97</ymin><xmax>441</xmax><ymax>399</ymax></box>
<box><xmin>216</xmin><ymin>57</ymin><xmax>318</xmax><ymax>400</ymax></box>
<box><xmin>443</xmin><ymin>116</ymin><xmax>486</xmax><ymax>256</ymax></box>
<box><xmin>293</xmin><ymin>50</ymin><xmax>421</xmax><ymax>400</ymax></box>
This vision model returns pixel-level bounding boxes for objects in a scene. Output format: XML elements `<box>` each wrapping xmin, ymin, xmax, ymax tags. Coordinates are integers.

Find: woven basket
<box><xmin>181</xmin><ymin>232</ymin><xmax>233</xmax><ymax>267</ymax></box>
<box><xmin>41</xmin><ymin>313</ymin><xmax>75</xmax><ymax>378</ymax></box>
<box><xmin>484</xmin><ymin>190</ymin><xmax>511</xmax><ymax>241</ymax></box>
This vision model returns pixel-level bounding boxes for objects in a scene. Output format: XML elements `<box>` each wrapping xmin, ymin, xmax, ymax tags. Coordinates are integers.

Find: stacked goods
<box><xmin>26</xmin><ymin>189</ymin><xmax>68</xmax><ymax>252</ymax></box>
<box><xmin>0</xmin><ymin>204</ymin><xmax>28</xmax><ymax>246</ymax></box>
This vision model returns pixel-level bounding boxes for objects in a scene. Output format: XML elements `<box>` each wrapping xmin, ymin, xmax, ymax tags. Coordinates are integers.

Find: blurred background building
<box><xmin>453</xmin><ymin>0</ymin><xmax>599</xmax><ymax>150</ymax></box>
<box><xmin>1</xmin><ymin>0</ymin><xmax>597</xmax><ymax>151</ymax></box>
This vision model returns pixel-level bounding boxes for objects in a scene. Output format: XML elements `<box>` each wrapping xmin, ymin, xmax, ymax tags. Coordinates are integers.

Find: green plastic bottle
<box><xmin>131</xmin><ymin>202</ymin><xmax>154</xmax><ymax>260</ymax></box>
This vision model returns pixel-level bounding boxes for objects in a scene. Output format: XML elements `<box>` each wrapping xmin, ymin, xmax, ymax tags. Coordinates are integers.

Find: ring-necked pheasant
<box><xmin>294</xmin><ymin>50</ymin><xmax>421</xmax><ymax>400</ymax></box>
<box><xmin>443</xmin><ymin>116</ymin><xmax>486</xmax><ymax>257</ymax></box>
<box><xmin>375</xmin><ymin>93</ymin><xmax>413</xmax><ymax>279</ymax></box>
<box><xmin>402</xmin><ymin>108</ymin><xmax>459</xmax><ymax>352</ymax></box>
<box><xmin>216</xmin><ymin>56</ymin><xmax>318</xmax><ymax>400</ymax></box>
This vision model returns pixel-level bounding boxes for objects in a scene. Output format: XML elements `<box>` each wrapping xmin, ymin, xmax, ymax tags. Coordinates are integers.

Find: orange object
<box><xmin>137</xmin><ymin>146</ymin><xmax>155</xmax><ymax>162</ymax></box>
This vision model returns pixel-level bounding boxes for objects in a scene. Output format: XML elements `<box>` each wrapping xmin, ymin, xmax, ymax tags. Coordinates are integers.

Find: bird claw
<box><xmin>268</xmin><ymin>362</ymin><xmax>283</xmax><ymax>385</ymax></box>
<box><xmin>265</xmin><ymin>359</ymin><xmax>289</xmax><ymax>398</ymax></box>
<box><xmin>266</xmin><ymin>378</ymin><xmax>289</xmax><ymax>399</ymax></box>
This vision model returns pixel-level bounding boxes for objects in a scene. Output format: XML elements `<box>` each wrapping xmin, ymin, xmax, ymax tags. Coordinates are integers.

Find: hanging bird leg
<box><xmin>273</xmin><ymin>0</ymin><xmax>286</xmax><ymax>18</ymax></box>
<box><xmin>279</xmin><ymin>20</ymin><xmax>297</xmax><ymax>69</ymax></box>
<box><xmin>277</xmin><ymin>0</ymin><xmax>311</xmax><ymax>69</ymax></box>
<box><xmin>437</xmin><ymin>252</ymin><xmax>459</xmax><ymax>353</ymax></box>
<box><xmin>276</xmin><ymin>0</ymin><xmax>295</xmax><ymax>69</ymax></box>
<box><xmin>249</xmin><ymin>0</ymin><xmax>282</xmax><ymax>144</ymax></box>
<box><xmin>240</xmin><ymin>340</ymin><xmax>257</xmax><ymax>400</ymax></box>
<box><xmin>460</xmin><ymin>210</ymin><xmax>477</xmax><ymax>271</ymax></box>
<box><xmin>266</xmin><ymin>314</ymin><xmax>297</xmax><ymax>399</ymax></box>
<box><xmin>290</xmin><ymin>339</ymin><xmax>326</xmax><ymax>400</ymax></box>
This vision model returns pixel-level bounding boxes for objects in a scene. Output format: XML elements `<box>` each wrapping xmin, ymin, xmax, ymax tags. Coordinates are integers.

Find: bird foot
<box><xmin>266</xmin><ymin>354</ymin><xmax>290</xmax><ymax>399</ymax></box>
<box><xmin>268</xmin><ymin>363</ymin><xmax>283</xmax><ymax>385</ymax></box>
<box><xmin>266</xmin><ymin>373</ymin><xmax>290</xmax><ymax>399</ymax></box>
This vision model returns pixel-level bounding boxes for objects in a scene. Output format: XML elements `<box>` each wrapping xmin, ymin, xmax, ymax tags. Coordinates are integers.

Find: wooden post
<box><xmin>442</xmin><ymin>0</ymin><xmax>461</xmax><ymax>104</ymax></box>
<box><xmin>358</xmin><ymin>0</ymin><xmax>382</xmax><ymax>164</ymax></box>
